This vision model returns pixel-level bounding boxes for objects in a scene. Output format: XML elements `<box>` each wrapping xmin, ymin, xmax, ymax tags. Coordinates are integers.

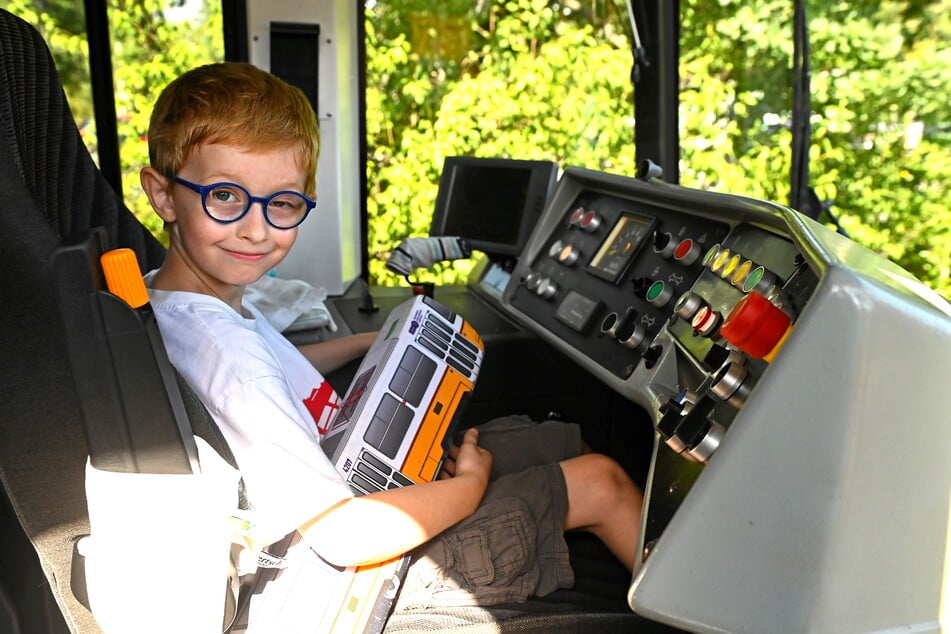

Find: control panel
<box><xmin>499</xmin><ymin>166</ymin><xmax>951</xmax><ymax>634</ymax></box>
<box><xmin>505</xmin><ymin>167</ymin><xmax>819</xmax><ymax>466</ymax></box>
<box><xmin>511</xmin><ymin>187</ymin><xmax>731</xmax><ymax>381</ymax></box>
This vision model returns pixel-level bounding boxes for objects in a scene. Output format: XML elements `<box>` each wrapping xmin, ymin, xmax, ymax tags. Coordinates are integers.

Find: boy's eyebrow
<box><xmin>184</xmin><ymin>172</ymin><xmax>309</xmax><ymax>193</ymax></box>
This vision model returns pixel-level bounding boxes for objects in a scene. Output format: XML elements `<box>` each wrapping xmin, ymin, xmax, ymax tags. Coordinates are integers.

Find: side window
<box><xmin>0</xmin><ymin>0</ymin><xmax>224</xmax><ymax>243</ymax></box>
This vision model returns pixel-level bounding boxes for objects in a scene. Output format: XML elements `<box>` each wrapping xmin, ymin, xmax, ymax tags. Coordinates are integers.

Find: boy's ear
<box><xmin>140</xmin><ymin>167</ymin><xmax>177</xmax><ymax>223</ymax></box>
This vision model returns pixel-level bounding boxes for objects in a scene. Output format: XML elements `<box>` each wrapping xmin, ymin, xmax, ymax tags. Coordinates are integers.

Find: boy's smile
<box><xmin>144</xmin><ymin>142</ymin><xmax>312</xmax><ymax>313</ymax></box>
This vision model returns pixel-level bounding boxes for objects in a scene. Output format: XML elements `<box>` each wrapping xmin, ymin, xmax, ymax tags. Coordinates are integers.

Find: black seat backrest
<box><xmin>0</xmin><ymin>9</ymin><xmax>168</xmax><ymax>633</ymax></box>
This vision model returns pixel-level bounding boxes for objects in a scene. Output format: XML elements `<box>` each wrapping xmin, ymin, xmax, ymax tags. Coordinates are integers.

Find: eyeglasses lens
<box><xmin>203</xmin><ymin>185</ymin><xmax>309</xmax><ymax>228</ymax></box>
<box><xmin>204</xmin><ymin>185</ymin><xmax>248</xmax><ymax>222</ymax></box>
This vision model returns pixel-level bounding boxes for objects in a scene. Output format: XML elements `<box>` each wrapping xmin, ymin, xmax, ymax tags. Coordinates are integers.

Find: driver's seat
<box><xmin>0</xmin><ymin>8</ymin><xmax>172</xmax><ymax>632</ymax></box>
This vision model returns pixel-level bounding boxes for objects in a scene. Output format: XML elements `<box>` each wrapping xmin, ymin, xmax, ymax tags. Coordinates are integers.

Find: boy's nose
<box><xmin>237</xmin><ymin>201</ymin><xmax>270</xmax><ymax>240</ymax></box>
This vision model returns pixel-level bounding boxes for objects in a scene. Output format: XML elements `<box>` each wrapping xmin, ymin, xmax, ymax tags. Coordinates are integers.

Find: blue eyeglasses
<box><xmin>172</xmin><ymin>176</ymin><xmax>317</xmax><ymax>230</ymax></box>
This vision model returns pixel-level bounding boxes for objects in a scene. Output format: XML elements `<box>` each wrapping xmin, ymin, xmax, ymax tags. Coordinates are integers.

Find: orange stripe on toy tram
<box><xmin>401</xmin><ymin>368</ymin><xmax>474</xmax><ymax>483</ymax></box>
<box><xmin>460</xmin><ymin>321</ymin><xmax>484</xmax><ymax>352</ymax></box>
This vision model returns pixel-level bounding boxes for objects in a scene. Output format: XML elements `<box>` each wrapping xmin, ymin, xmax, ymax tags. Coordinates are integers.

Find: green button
<box><xmin>647</xmin><ymin>280</ymin><xmax>665</xmax><ymax>301</ymax></box>
<box><xmin>743</xmin><ymin>266</ymin><xmax>765</xmax><ymax>293</ymax></box>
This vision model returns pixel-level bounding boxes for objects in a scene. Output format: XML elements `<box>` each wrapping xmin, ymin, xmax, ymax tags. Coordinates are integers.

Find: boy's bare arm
<box><xmin>297</xmin><ymin>331</ymin><xmax>377</xmax><ymax>375</ymax></box>
<box><xmin>299</xmin><ymin>428</ymin><xmax>492</xmax><ymax>567</ymax></box>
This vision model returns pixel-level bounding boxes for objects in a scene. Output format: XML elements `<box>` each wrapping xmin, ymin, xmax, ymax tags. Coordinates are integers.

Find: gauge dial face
<box><xmin>587</xmin><ymin>213</ymin><xmax>654</xmax><ymax>282</ymax></box>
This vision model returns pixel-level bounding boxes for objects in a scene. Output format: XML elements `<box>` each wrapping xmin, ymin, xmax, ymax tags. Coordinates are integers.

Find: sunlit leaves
<box><xmin>366</xmin><ymin>0</ymin><xmax>638</xmax><ymax>286</ymax></box>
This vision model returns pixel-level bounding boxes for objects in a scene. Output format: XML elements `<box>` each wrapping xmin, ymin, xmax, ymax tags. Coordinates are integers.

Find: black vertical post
<box><xmin>222</xmin><ymin>0</ymin><xmax>250</xmax><ymax>62</ymax></box>
<box><xmin>634</xmin><ymin>1</ymin><xmax>680</xmax><ymax>184</ymax></box>
<box><xmin>356</xmin><ymin>1</ymin><xmax>370</xmax><ymax>282</ymax></box>
<box><xmin>82</xmin><ymin>0</ymin><xmax>122</xmax><ymax>196</ymax></box>
<box><xmin>790</xmin><ymin>0</ymin><xmax>812</xmax><ymax>215</ymax></box>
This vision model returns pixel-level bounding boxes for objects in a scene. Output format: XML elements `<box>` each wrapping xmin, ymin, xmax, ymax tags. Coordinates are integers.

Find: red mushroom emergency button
<box><xmin>719</xmin><ymin>292</ymin><xmax>792</xmax><ymax>361</ymax></box>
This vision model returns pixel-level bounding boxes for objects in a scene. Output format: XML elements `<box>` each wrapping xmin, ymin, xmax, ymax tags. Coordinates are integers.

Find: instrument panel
<box><xmin>504</xmin><ymin>167</ymin><xmax>818</xmax><ymax>433</ymax></box>
<box><xmin>503</xmin><ymin>167</ymin><xmax>823</xmax><ymax>549</ymax></box>
<box><xmin>498</xmin><ymin>166</ymin><xmax>951</xmax><ymax>634</ymax></box>
<box><xmin>511</xmin><ymin>187</ymin><xmax>731</xmax><ymax>381</ymax></box>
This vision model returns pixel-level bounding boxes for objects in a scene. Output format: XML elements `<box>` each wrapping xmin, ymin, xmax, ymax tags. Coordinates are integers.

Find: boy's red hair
<box><xmin>148</xmin><ymin>62</ymin><xmax>320</xmax><ymax>196</ymax></box>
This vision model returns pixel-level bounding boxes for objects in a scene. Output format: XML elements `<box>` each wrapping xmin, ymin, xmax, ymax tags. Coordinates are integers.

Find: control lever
<box><xmin>656</xmin><ymin>394</ymin><xmax>723</xmax><ymax>463</ymax></box>
<box><xmin>656</xmin><ymin>398</ymin><xmax>687</xmax><ymax>454</ymax></box>
<box><xmin>631</xmin><ymin>276</ymin><xmax>651</xmax><ymax>299</ymax></box>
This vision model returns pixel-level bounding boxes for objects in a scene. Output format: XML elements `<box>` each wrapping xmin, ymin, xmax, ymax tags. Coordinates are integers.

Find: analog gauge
<box><xmin>587</xmin><ymin>213</ymin><xmax>655</xmax><ymax>283</ymax></box>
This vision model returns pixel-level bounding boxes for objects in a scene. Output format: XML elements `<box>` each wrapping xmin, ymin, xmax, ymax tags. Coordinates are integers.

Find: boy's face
<box><xmin>157</xmin><ymin>142</ymin><xmax>309</xmax><ymax>302</ymax></box>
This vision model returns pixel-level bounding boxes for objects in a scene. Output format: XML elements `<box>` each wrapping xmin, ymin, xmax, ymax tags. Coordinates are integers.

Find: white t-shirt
<box><xmin>146</xmin><ymin>283</ymin><xmax>354</xmax><ymax>541</ymax></box>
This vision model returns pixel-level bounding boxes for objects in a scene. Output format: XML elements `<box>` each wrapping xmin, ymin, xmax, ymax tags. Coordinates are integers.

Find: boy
<box><xmin>141</xmin><ymin>62</ymin><xmax>642</xmax><ymax>619</ymax></box>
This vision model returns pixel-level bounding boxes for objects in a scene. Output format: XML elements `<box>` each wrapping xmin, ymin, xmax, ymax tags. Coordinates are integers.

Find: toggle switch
<box><xmin>652</xmin><ymin>230</ymin><xmax>675</xmax><ymax>258</ymax></box>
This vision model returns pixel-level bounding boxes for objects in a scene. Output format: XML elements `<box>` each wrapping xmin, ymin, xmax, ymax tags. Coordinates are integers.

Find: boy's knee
<box><xmin>595</xmin><ymin>454</ymin><xmax>637</xmax><ymax>494</ymax></box>
<box><xmin>568</xmin><ymin>453</ymin><xmax>639</xmax><ymax>504</ymax></box>
<box><xmin>562</xmin><ymin>453</ymin><xmax>643</xmax><ymax>534</ymax></box>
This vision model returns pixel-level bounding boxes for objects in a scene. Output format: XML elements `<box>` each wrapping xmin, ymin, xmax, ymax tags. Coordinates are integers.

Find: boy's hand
<box><xmin>439</xmin><ymin>427</ymin><xmax>492</xmax><ymax>488</ymax></box>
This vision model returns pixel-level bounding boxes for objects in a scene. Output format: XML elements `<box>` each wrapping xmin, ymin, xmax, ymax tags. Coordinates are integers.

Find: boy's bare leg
<box><xmin>560</xmin><ymin>454</ymin><xmax>643</xmax><ymax>571</ymax></box>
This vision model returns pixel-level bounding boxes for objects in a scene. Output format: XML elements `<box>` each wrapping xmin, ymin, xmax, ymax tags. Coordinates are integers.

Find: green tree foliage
<box><xmin>679</xmin><ymin>0</ymin><xmax>951</xmax><ymax>295</ymax></box>
<box><xmin>1</xmin><ymin>0</ymin><xmax>93</xmax><ymax>121</ymax></box>
<box><xmin>108</xmin><ymin>0</ymin><xmax>223</xmax><ymax>241</ymax></box>
<box><xmin>366</xmin><ymin>0</ymin><xmax>641</xmax><ymax>286</ymax></box>
<box><xmin>6</xmin><ymin>1</ymin><xmax>949</xmax><ymax>296</ymax></box>
<box><xmin>367</xmin><ymin>0</ymin><xmax>951</xmax><ymax>298</ymax></box>
<box><xmin>1</xmin><ymin>0</ymin><xmax>222</xmax><ymax>242</ymax></box>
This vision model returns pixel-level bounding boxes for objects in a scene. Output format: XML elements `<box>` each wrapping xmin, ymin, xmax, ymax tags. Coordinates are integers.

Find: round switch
<box><xmin>710</xmin><ymin>248</ymin><xmax>732</xmax><ymax>275</ymax></box>
<box><xmin>742</xmin><ymin>265</ymin><xmax>778</xmax><ymax>294</ymax></box>
<box><xmin>674</xmin><ymin>292</ymin><xmax>706</xmax><ymax>321</ymax></box>
<box><xmin>720</xmin><ymin>292</ymin><xmax>792</xmax><ymax>359</ymax></box>
<box><xmin>673</xmin><ymin>239</ymin><xmax>702</xmax><ymax>266</ymax></box>
<box><xmin>646</xmin><ymin>280</ymin><xmax>673</xmax><ymax>307</ymax></box>
<box><xmin>568</xmin><ymin>207</ymin><xmax>586</xmax><ymax>226</ymax></box>
<box><xmin>617</xmin><ymin>317</ymin><xmax>647</xmax><ymax>349</ymax></box>
<box><xmin>731</xmin><ymin>259</ymin><xmax>754</xmax><ymax>288</ymax></box>
<box><xmin>702</xmin><ymin>243</ymin><xmax>722</xmax><ymax>267</ymax></box>
<box><xmin>558</xmin><ymin>244</ymin><xmax>580</xmax><ymax>266</ymax></box>
<box><xmin>537</xmin><ymin>277</ymin><xmax>558</xmax><ymax>298</ymax></box>
<box><xmin>523</xmin><ymin>271</ymin><xmax>542</xmax><ymax>291</ymax></box>
<box><xmin>580</xmin><ymin>210</ymin><xmax>602</xmax><ymax>232</ymax></box>
<box><xmin>600</xmin><ymin>312</ymin><xmax>621</xmax><ymax>337</ymax></box>
<box><xmin>720</xmin><ymin>254</ymin><xmax>742</xmax><ymax>280</ymax></box>
<box><xmin>691</xmin><ymin>305</ymin><xmax>721</xmax><ymax>337</ymax></box>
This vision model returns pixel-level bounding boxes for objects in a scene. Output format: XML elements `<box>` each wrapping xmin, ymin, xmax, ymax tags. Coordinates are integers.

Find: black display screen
<box><xmin>439</xmin><ymin>165</ymin><xmax>531</xmax><ymax>245</ymax></box>
<box><xmin>430</xmin><ymin>157</ymin><xmax>558</xmax><ymax>257</ymax></box>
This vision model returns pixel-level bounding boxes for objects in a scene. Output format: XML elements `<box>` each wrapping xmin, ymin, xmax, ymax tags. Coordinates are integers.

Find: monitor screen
<box><xmin>429</xmin><ymin>157</ymin><xmax>559</xmax><ymax>258</ymax></box>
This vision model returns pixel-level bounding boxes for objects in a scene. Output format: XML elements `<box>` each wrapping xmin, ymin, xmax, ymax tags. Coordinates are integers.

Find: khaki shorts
<box><xmin>394</xmin><ymin>416</ymin><xmax>582</xmax><ymax>609</ymax></box>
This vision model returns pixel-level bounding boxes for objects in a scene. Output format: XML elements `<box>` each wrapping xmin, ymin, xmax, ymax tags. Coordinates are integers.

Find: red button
<box><xmin>674</xmin><ymin>239</ymin><xmax>693</xmax><ymax>259</ymax></box>
<box><xmin>720</xmin><ymin>292</ymin><xmax>791</xmax><ymax>359</ymax></box>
